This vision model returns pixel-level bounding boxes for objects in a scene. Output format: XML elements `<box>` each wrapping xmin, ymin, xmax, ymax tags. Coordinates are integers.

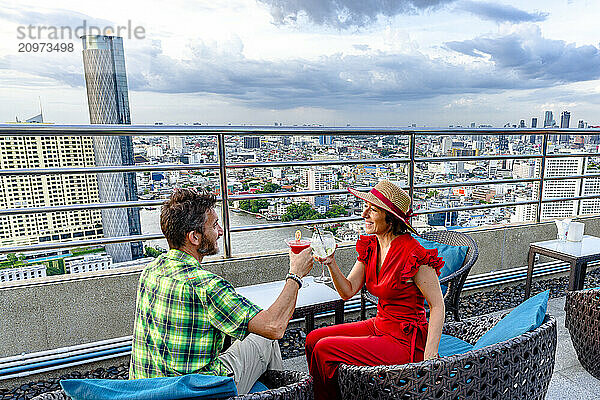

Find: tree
<box><xmin>425</xmin><ymin>190</ymin><xmax>439</xmax><ymax>199</ymax></box>
<box><xmin>239</xmin><ymin>199</ymin><xmax>269</xmax><ymax>213</ymax></box>
<box><xmin>281</xmin><ymin>203</ymin><xmax>323</xmax><ymax>222</ymax></box>
<box><xmin>145</xmin><ymin>246</ymin><xmax>165</xmax><ymax>258</ymax></box>
<box><xmin>325</xmin><ymin>205</ymin><xmax>347</xmax><ymax>218</ymax></box>
<box><xmin>7</xmin><ymin>253</ymin><xmax>19</xmax><ymax>267</ymax></box>
<box><xmin>261</xmin><ymin>183</ymin><xmax>281</xmax><ymax>193</ymax></box>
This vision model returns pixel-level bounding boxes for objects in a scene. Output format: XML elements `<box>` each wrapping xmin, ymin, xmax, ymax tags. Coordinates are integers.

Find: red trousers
<box><xmin>305</xmin><ymin>318</ymin><xmax>424</xmax><ymax>400</ymax></box>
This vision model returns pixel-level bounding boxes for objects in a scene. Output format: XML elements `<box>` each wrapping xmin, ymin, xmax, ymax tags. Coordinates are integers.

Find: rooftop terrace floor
<box><xmin>282</xmin><ymin>296</ymin><xmax>600</xmax><ymax>399</ymax></box>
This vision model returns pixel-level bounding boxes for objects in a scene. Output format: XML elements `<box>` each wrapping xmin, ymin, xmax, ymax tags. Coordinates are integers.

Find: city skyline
<box><xmin>1</xmin><ymin>0</ymin><xmax>600</xmax><ymax>126</ymax></box>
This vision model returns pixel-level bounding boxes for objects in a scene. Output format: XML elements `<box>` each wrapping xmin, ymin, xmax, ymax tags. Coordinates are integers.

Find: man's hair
<box><xmin>384</xmin><ymin>211</ymin><xmax>408</xmax><ymax>235</ymax></box>
<box><xmin>160</xmin><ymin>188</ymin><xmax>217</xmax><ymax>249</ymax></box>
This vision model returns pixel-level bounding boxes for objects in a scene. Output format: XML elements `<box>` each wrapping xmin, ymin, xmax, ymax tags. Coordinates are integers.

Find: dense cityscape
<box><xmin>135</xmin><ymin>128</ymin><xmax>600</xmax><ymax>235</ymax></box>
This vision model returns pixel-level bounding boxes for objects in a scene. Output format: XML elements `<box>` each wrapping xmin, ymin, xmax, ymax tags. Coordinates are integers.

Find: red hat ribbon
<box><xmin>370</xmin><ymin>188</ymin><xmax>414</xmax><ymax>221</ymax></box>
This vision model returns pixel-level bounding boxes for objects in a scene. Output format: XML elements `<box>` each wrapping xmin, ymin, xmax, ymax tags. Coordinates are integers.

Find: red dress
<box><xmin>305</xmin><ymin>233</ymin><xmax>443</xmax><ymax>400</ymax></box>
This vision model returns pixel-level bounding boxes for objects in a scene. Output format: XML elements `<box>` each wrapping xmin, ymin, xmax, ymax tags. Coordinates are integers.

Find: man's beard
<box><xmin>198</xmin><ymin>234</ymin><xmax>219</xmax><ymax>256</ymax></box>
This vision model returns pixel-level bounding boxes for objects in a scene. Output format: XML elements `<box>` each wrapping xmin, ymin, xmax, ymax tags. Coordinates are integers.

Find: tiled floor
<box><xmin>282</xmin><ymin>297</ymin><xmax>600</xmax><ymax>399</ymax></box>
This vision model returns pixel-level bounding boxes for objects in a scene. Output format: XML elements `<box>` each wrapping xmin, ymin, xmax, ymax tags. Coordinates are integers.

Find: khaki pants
<box><xmin>218</xmin><ymin>334</ymin><xmax>283</xmax><ymax>395</ymax></box>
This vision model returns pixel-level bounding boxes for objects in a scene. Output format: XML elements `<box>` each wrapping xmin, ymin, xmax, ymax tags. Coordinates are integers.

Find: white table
<box><xmin>525</xmin><ymin>235</ymin><xmax>600</xmax><ymax>299</ymax></box>
<box><xmin>237</xmin><ymin>276</ymin><xmax>345</xmax><ymax>332</ymax></box>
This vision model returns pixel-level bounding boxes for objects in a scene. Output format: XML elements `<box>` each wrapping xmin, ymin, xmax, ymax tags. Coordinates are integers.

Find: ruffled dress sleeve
<box><xmin>399</xmin><ymin>241</ymin><xmax>445</xmax><ymax>280</ymax></box>
<box><xmin>356</xmin><ymin>235</ymin><xmax>376</xmax><ymax>264</ymax></box>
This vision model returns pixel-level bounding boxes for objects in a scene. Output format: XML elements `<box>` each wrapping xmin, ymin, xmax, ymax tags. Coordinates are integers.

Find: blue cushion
<box><xmin>413</xmin><ymin>236</ymin><xmax>468</xmax><ymax>280</ymax></box>
<box><xmin>60</xmin><ymin>374</ymin><xmax>237</xmax><ymax>400</ymax></box>
<box><xmin>473</xmin><ymin>290</ymin><xmax>549</xmax><ymax>350</ymax></box>
<box><xmin>249</xmin><ymin>380</ymin><xmax>268</xmax><ymax>393</ymax></box>
<box><xmin>438</xmin><ymin>334</ymin><xmax>474</xmax><ymax>357</ymax></box>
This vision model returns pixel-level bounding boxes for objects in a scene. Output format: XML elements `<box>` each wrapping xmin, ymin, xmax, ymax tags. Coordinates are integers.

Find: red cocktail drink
<box><xmin>286</xmin><ymin>239</ymin><xmax>311</xmax><ymax>254</ymax></box>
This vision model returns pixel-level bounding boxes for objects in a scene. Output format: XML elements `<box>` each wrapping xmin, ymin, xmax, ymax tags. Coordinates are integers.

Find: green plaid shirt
<box><xmin>129</xmin><ymin>249</ymin><xmax>261</xmax><ymax>379</ymax></box>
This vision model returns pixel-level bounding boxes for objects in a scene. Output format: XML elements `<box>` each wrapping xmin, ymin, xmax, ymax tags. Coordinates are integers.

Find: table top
<box><xmin>236</xmin><ymin>276</ymin><xmax>342</xmax><ymax>310</ymax></box>
<box><xmin>531</xmin><ymin>235</ymin><xmax>600</xmax><ymax>258</ymax></box>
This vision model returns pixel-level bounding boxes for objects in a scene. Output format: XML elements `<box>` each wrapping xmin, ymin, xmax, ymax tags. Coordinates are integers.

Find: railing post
<box><xmin>217</xmin><ymin>133</ymin><xmax>232</xmax><ymax>258</ymax></box>
<box><xmin>408</xmin><ymin>132</ymin><xmax>416</xmax><ymax>205</ymax></box>
<box><xmin>577</xmin><ymin>155</ymin><xmax>587</xmax><ymax>216</ymax></box>
<box><xmin>536</xmin><ymin>133</ymin><xmax>549</xmax><ymax>223</ymax></box>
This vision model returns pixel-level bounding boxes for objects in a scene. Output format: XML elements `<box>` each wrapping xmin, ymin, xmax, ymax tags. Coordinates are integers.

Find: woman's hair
<box><xmin>384</xmin><ymin>210</ymin><xmax>408</xmax><ymax>235</ymax></box>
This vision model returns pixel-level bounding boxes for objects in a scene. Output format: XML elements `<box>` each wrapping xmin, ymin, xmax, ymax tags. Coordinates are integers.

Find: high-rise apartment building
<box><xmin>243</xmin><ymin>136</ymin><xmax>260</xmax><ymax>149</ymax></box>
<box><xmin>0</xmin><ymin>136</ymin><xmax>103</xmax><ymax>248</ymax></box>
<box><xmin>168</xmin><ymin>136</ymin><xmax>185</xmax><ymax>153</ymax></box>
<box><xmin>514</xmin><ymin>155</ymin><xmax>599</xmax><ymax>222</ymax></box>
<box><xmin>307</xmin><ymin>167</ymin><xmax>334</xmax><ymax>212</ymax></box>
<box><xmin>319</xmin><ymin>135</ymin><xmax>333</xmax><ymax>145</ymax></box>
<box><xmin>531</xmin><ymin>117</ymin><xmax>538</xmax><ymax>128</ymax></box>
<box><xmin>498</xmin><ymin>135</ymin><xmax>508</xmax><ymax>151</ymax></box>
<box><xmin>82</xmin><ymin>35</ymin><xmax>142</xmax><ymax>262</ymax></box>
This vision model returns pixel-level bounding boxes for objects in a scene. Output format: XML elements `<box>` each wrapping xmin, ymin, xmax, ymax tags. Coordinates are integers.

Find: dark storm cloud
<box><xmin>4</xmin><ymin>28</ymin><xmax>592</xmax><ymax>110</ymax></box>
<box><xmin>118</xmin><ymin>39</ymin><xmax>525</xmax><ymax>108</ymax></box>
<box><xmin>446</xmin><ymin>26</ymin><xmax>600</xmax><ymax>83</ymax></box>
<box><xmin>256</xmin><ymin>0</ymin><xmax>457</xmax><ymax>28</ymax></box>
<box><xmin>2</xmin><ymin>4</ymin><xmax>598</xmax><ymax>111</ymax></box>
<box><xmin>457</xmin><ymin>1</ymin><xmax>548</xmax><ymax>23</ymax></box>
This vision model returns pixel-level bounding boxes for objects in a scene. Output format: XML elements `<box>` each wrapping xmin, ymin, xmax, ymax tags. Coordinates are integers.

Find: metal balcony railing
<box><xmin>1</xmin><ymin>124</ymin><xmax>599</xmax><ymax>258</ymax></box>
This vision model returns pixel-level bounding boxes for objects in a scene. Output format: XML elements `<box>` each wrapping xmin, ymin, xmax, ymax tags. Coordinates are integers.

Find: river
<box><xmin>139</xmin><ymin>207</ymin><xmax>312</xmax><ymax>256</ymax></box>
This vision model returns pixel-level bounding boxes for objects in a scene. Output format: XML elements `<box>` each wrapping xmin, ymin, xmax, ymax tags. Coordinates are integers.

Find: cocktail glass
<box><xmin>311</xmin><ymin>230</ymin><xmax>335</xmax><ymax>284</ymax></box>
<box><xmin>284</xmin><ymin>237</ymin><xmax>311</xmax><ymax>287</ymax></box>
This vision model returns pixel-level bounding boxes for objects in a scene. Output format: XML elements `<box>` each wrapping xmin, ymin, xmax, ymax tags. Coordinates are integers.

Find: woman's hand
<box><xmin>315</xmin><ymin>244</ymin><xmax>338</xmax><ymax>267</ymax></box>
<box><xmin>423</xmin><ymin>351</ymin><xmax>439</xmax><ymax>361</ymax></box>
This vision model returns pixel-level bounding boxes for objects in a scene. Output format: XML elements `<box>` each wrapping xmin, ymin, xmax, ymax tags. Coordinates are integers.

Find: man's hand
<box><xmin>249</xmin><ymin>247</ymin><xmax>313</xmax><ymax>339</ymax></box>
<box><xmin>289</xmin><ymin>247</ymin><xmax>313</xmax><ymax>278</ymax></box>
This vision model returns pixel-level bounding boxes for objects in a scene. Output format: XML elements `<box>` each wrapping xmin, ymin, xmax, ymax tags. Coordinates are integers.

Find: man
<box><xmin>130</xmin><ymin>188</ymin><xmax>313</xmax><ymax>394</ymax></box>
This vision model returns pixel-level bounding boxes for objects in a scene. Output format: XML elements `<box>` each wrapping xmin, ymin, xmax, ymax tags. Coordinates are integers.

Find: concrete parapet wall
<box><xmin>462</xmin><ymin>215</ymin><xmax>600</xmax><ymax>275</ymax></box>
<box><xmin>1</xmin><ymin>215</ymin><xmax>598</xmax><ymax>357</ymax></box>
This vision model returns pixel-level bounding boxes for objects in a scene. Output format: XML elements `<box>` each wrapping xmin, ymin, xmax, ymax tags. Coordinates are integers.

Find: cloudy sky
<box><xmin>1</xmin><ymin>0</ymin><xmax>599</xmax><ymax>126</ymax></box>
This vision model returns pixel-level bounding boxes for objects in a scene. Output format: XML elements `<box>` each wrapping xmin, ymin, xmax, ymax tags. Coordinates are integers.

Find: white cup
<box><xmin>567</xmin><ymin>222</ymin><xmax>584</xmax><ymax>242</ymax></box>
<box><xmin>555</xmin><ymin>219</ymin><xmax>570</xmax><ymax>241</ymax></box>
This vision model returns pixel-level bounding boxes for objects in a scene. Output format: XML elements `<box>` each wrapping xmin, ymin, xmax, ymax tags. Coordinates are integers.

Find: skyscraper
<box><xmin>560</xmin><ymin>111</ymin><xmax>571</xmax><ymax>128</ymax></box>
<box><xmin>531</xmin><ymin>117</ymin><xmax>537</xmax><ymax>128</ymax></box>
<box><xmin>544</xmin><ymin>111</ymin><xmax>553</xmax><ymax>128</ymax></box>
<box><xmin>559</xmin><ymin>111</ymin><xmax>571</xmax><ymax>144</ymax></box>
<box><xmin>82</xmin><ymin>35</ymin><xmax>142</xmax><ymax>262</ymax></box>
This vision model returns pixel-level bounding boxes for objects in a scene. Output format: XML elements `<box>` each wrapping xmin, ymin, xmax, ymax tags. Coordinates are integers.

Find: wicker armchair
<box><xmin>31</xmin><ymin>370</ymin><xmax>313</xmax><ymax>400</ymax></box>
<box><xmin>338</xmin><ymin>313</ymin><xmax>556</xmax><ymax>400</ymax></box>
<box><xmin>360</xmin><ymin>230</ymin><xmax>479</xmax><ymax>321</ymax></box>
<box><xmin>565</xmin><ymin>288</ymin><xmax>600</xmax><ymax>380</ymax></box>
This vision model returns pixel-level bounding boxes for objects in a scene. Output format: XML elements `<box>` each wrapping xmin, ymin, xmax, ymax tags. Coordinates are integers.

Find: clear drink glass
<box><xmin>311</xmin><ymin>231</ymin><xmax>335</xmax><ymax>284</ymax></box>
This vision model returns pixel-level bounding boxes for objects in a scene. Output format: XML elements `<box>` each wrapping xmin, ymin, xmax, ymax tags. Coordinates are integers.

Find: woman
<box><xmin>305</xmin><ymin>180</ymin><xmax>445</xmax><ymax>400</ymax></box>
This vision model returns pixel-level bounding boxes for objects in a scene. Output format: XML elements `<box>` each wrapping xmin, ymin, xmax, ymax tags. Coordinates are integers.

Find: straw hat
<box><xmin>348</xmin><ymin>180</ymin><xmax>417</xmax><ymax>234</ymax></box>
